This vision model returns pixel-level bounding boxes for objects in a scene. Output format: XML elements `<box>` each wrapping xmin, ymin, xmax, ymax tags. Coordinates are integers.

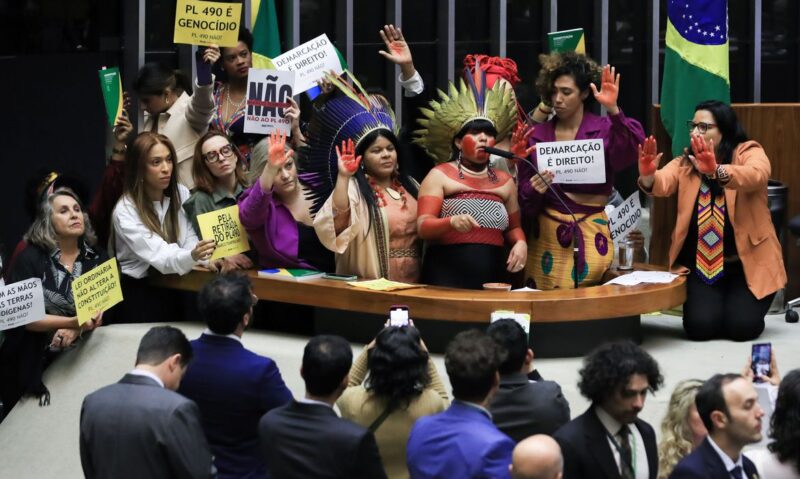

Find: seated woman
<box><xmin>183</xmin><ymin>130</ymin><xmax>253</xmax><ymax>273</ymax></box>
<box><xmin>657</xmin><ymin>379</ymin><xmax>707</xmax><ymax>479</ymax></box>
<box><xmin>307</xmin><ymin>74</ymin><xmax>420</xmax><ymax>282</ymax></box>
<box><xmin>337</xmin><ymin>324</ymin><xmax>448</xmax><ymax>479</ymax></box>
<box><xmin>638</xmin><ymin>100</ymin><xmax>786</xmax><ymax>341</ymax></box>
<box><xmin>0</xmin><ymin>188</ymin><xmax>103</xmax><ymax>411</ymax></box>
<box><xmin>111</xmin><ymin>132</ymin><xmax>216</xmax><ymax>323</ymax></box>
<box><xmin>518</xmin><ymin>52</ymin><xmax>645</xmax><ymax>289</ymax></box>
<box><xmin>238</xmin><ymin>131</ymin><xmax>333</xmax><ymax>271</ymax></box>
<box><xmin>413</xmin><ymin>70</ymin><xmax>528</xmax><ymax>289</ymax></box>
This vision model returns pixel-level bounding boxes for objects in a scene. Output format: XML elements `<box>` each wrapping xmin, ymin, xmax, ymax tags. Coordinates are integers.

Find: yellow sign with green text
<box><xmin>197</xmin><ymin>205</ymin><xmax>250</xmax><ymax>260</ymax></box>
<box><xmin>174</xmin><ymin>0</ymin><xmax>242</xmax><ymax>48</ymax></box>
<box><xmin>71</xmin><ymin>257</ymin><xmax>123</xmax><ymax>326</ymax></box>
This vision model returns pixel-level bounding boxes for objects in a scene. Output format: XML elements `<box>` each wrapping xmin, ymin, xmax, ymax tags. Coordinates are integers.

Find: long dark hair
<box><xmin>694</xmin><ymin>100</ymin><xmax>748</xmax><ymax>165</ymax></box>
<box><xmin>768</xmin><ymin>369</ymin><xmax>800</xmax><ymax>474</ymax></box>
<box><xmin>134</xmin><ymin>62</ymin><xmax>193</xmax><ymax>97</ymax></box>
<box><xmin>367</xmin><ymin>326</ymin><xmax>430</xmax><ymax>406</ymax></box>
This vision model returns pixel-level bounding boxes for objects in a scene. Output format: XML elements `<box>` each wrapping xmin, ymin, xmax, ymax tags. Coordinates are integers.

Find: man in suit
<box><xmin>669</xmin><ymin>374</ymin><xmax>763</xmax><ymax>479</ymax></box>
<box><xmin>178</xmin><ymin>274</ymin><xmax>293</xmax><ymax>478</ymax></box>
<box><xmin>554</xmin><ymin>341</ymin><xmax>662</xmax><ymax>479</ymax></box>
<box><xmin>407</xmin><ymin>330</ymin><xmax>515</xmax><ymax>478</ymax></box>
<box><xmin>487</xmin><ymin>319</ymin><xmax>571</xmax><ymax>441</ymax></box>
<box><xmin>510</xmin><ymin>434</ymin><xmax>564</xmax><ymax>479</ymax></box>
<box><xmin>79</xmin><ymin>326</ymin><xmax>214</xmax><ymax>479</ymax></box>
<box><xmin>259</xmin><ymin>335</ymin><xmax>387</xmax><ymax>479</ymax></box>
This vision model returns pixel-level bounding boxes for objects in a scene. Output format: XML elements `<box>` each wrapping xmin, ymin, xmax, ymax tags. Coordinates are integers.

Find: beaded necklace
<box><xmin>367</xmin><ymin>176</ymin><xmax>407</xmax><ymax>209</ymax></box>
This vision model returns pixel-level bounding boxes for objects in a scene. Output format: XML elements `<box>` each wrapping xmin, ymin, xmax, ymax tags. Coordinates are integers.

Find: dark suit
<box><xmin>178</xmin><ymin>333</ymin><xmax>293</xmax><ymax>479</ymax></box>
<box><xmin>489</xmin><ymin>372</ymin><xmax>571</xmax><ymax>442</ymax></box>
<box><xmin>259</xmin><ymin>400</ymin><xmax>387</xmax><ymax>479</ymax></box>
<box><xmin>553</xmin><ymin>406</ymin><xmax>658</xmax><ymax>479</ymax></box>
<box><xmin>79</xmin><ymin>373</ymin><xmax>214</xmax><ymax>479</ymax></box>
<box><xmin>669</xmin><ymin>437</ymin><xmax>759</xmax><ymax>479</ymax></box>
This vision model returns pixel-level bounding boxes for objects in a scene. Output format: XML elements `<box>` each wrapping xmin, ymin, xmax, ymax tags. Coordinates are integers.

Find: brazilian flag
<box><xmin>251</xmin><ymin>0</ymin><xmax>280</xmax><ymax>69</ymax></box>
<box><xmin>660</xmin><ymin>0</ymin><xmax>730</xmax><ymax>157</ymax></box>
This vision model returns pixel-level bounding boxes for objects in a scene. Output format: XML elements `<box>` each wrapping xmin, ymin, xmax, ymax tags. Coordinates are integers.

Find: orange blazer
<box><xmin>641</xmin><ymin>141</ymin><xmax>786</xmax><ymax>299</ymax></box>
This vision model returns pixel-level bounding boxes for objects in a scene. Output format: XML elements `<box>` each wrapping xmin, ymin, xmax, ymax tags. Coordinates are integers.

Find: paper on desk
<box><xmin>347</xmin><ymin>277</ymin><xmax>422</xmax><ymax>292</ymax></box>
<box><xmin>512</xmin><ymin>287</ymin><xmax>542</xmax><ymax>292</ymax></box>
<box><xmin>604</xmin><ymin>271</ymin><xmax>679</xmax><ymax>286</ymax></box>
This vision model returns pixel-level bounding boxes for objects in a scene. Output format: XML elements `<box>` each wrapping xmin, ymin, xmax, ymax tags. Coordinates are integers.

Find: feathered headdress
<box><xmin>412</xmin><ymin>68</ymin><xmax>517</xmax><ymax>164</ymax></box>
<box><xmin>299</xmin><ymin>71</ymin><xmax>398</xmax><ymax>214</ymax></box>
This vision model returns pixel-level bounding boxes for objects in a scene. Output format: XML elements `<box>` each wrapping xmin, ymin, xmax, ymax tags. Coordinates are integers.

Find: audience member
<box><xmin>111</xmin><ymin>132</ymin><xmax>216</xmax><ymax>323</ymax></box>
<box><xmin>747</xmin><ymin>369</ymin><xmax>800</xmax><ymax>478</ymax></box>
<box><xmin>259</xmin><ymin>335</ymin><xmax>387</xmax><ymax>479</ymax></box>
<box><xmin>79</xmin><ymin>326</ymin><xmax>214</xmax><ymax>479</ymax></box>
<box><xmin>183</xmin><ymin>130</ymin><xmax>253</xmax><ymax>272</ymax></box>
<box><xmin>0</xmin><ymin>188</ymin><xmax>103</xmax><ymax>412</ymax></box>
<box><xmin>669</xmin><ymin>374</ymin><xmax>763</xmax><ymax>479</ymax></box>
<box><xmin>554</xmin><ymin>341</ymin><xmax>662</xmax><ymax>479</ymax></box>
<box><xmin>657</xmin><ymin>380</ymin><xmax>707</xmax><ymax>479</ymax></box>
<box><xmin>406</xmin><ymin>329</ymin><xmax>514</xmax><ymax>478</ymax></box>
<box><xmin>510</xmin><ymin>434</ymin><xmax>564</xmax><ymax>479</ymax></box>
<box><xmin>178</xmin><ymin>274</ymin><xmax>292</xmax><ymax>478</ymax></box>
<box><xmin>487</xmin><ymin>318</ymin><xmax>570</xmax><ymax>441</ymax></box>
<box><xmin>337</xmin><ymin>323</ymin><xmax>449</xmax><ymax>478</ymax></box>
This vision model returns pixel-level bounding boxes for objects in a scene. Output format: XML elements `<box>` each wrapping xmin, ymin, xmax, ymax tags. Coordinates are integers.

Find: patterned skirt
<box><xmin>525</xmin><ymin>207</ymin><xmax>613</xmax><ymax>290</ymax></box>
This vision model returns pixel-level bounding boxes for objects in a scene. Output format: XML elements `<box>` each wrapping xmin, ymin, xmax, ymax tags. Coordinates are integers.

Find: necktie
<box><xmin>696</xmin><ymin>181</ymin><xmax>725</xmax><ymax>284</ymax></box>
<box><xmin>150</xmin><ymin>112</ymin><xmax>160</xmax><ymax>133</ymax></box>
<box><xmin>729</xmin><ymin>465</ymin><xmax>743</xmax><ymax>479</ymax></box>
<box><xmin>618</xmin><ymin>425</ymin><xmax>634</xmax><ymax>479</ymax></box>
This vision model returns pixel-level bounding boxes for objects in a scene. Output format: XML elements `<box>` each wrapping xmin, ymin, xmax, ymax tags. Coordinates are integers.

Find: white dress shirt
<box><xmin>113</xmin><ymin>184</ymin><xmax>200</xmax><ymax>278</ymax></box>
<box><xmin>595</xmin><ymin>407</ymin><xmax>649</xmax><ymax>479</ymax></box>
<box><xmin>128</xmin><ymin>368</ymin><xmax>165</xmax><ymax>388</ymax></box>
<box><xmin>398</xmin><ymin>70</ymin><xmax>424</xmax><ymax>97</ymax></box>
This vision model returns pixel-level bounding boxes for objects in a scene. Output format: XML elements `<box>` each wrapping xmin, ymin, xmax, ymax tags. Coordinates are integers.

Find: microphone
<box><xmin>481</xmin><ymin>145</ymin><xmax>582</xmax><ymax>289</ymax></box>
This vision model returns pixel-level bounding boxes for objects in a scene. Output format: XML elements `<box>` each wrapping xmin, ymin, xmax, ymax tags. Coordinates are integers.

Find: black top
<box><xmin>677</xmin><ymin>177</ymin><xmax>737</xmax><ymax>271</ymax></box>
<box><xmin>297</xmin><ymin>222</ymin><xmax>335</xmax><ymax>273</ymax></box>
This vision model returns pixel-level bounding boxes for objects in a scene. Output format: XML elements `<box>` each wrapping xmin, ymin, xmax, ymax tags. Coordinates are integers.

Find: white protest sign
<box><xmin>271</xmin><ymin>34</ymin><xmax>344</xmax><ymax>93</ymax></box>
<box><xmin>244</xmin><ymin>69</ymin><xmax>295</xmax><ymax>135</ymax></box>
<box><xmin>608</xmin><ymin>192</ymin><xmax>642</xmax><ymax>242</ymax></box>
<box><xmin>0</xmin><ymin>279</ymin><xmax>46</xmax><ymax>331</ymax></box>
<box><xmin>536</xmin><ymin>139</ymin><xmax>606</xmax><ymax>184</ymax></box>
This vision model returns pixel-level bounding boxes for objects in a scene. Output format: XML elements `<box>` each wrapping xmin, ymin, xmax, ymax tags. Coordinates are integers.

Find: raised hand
<box><xmin>590</xmin><ymin>64</ymin><xmax>620</xmax><ymax>114</ymax></box>
<box><xmin>690</xmin><ymin>134</ymin><xmax>717</xmax><ymax>175</ymax></box>
<box><xmin>202</xmin><ymin>44</ymin><xmax>221</xmax><ymax>64</ymax></box>
<box><xmin>113</xmin><ymin>109</ymin><xmax>133</xmax><ymax>143</ymax></box>
<box><xmin>267</xmin><ymin>130</ymin><xmax>293</xmax><ymax>168</ymax></box>
<box><xmin>638</xmin><ymin>135</ymin><xmax>661</xmax><ymax>177</ymax></box>
<box><xmin>510</xmin><ymin>122</ymin><xmax>535</xmax><ymax>161</ymax></box>
<box><xmin>378</xmin><ymin>24</ymin><xmax>412</xmax><ymax>66</ymax></box>
<box><xmin>336</xmin><ymin>138</ymin><xmax>362</xmax><ymax>176</ymax></box>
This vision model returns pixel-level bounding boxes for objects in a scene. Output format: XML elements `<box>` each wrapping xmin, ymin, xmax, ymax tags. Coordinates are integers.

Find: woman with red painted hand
<box><xmin>238</xmin><ymin>131</ymin><xmax>333</xmax><ymax>271</ymax></box>
<box><xmin>0</xmin><ymin>188</ymin><xmax>105</xmax><ymax>412</ymax></box>
<box><xmin>413</xmin><ymin>66</ymin><xmax>527</xmax><ymax>289</ymax></box>
<box><xmin>638</xmin><ymin>100</ymin><xmax>786</xmax><ymax>341</ymax></box>
<box><xmin>111</xmin><ymin>132</ymin><xmax>216</xmax><ymax>324</ymax></box>
<box><xmin>182</xmin><ymin>130</ymin><xmax>253</xmax><ymax>273</ymax></box>
<box><xmin>518</xmin><ymin>52</ymin><xmax>645</xmax><ymax>290</ymax></box>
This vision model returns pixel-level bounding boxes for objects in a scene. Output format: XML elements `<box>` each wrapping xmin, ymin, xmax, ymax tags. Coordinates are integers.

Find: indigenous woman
<box><xmin>518</xmin><ymin>52</ymin><xmax>645</xmax><ymax>289</ymax></box>
<box><xmin>413</xmin><ymin>69</ymin><xmax>528</xmax><ymax>289</ymax></box>
<box><xmin>183</xmin><ymin>130</ymin><xmax>253</xmax><ymax>273</ymax></box>
<box><xmin>307</xmin><ymin>74</ymin><xmax>420</xmax><ymax>282</ymax></box>
<box><xmin>111</xmin><ymin>132</ymin><xmax>216</xmax><ymax>323</ymax></box>
<box><xmin>238</xmin><ymin>131</ymin><xmax>334</xmax><ymax>272</ymax></box>
<box><xmin>0</xmin><ymin>188</ymin><xmax>104</xmax><ymax>411</ymax></box>
<box><xmin>638</xmin><ymin>100</ymin><xmax>786</xmax><ymax>341</ymax></box>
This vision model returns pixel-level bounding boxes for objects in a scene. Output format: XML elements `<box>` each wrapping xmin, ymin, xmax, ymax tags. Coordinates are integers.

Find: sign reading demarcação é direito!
<box><xmin>71</xmin><ymin>257</ymin><xmax>124</xmax><ymax>326</ymax></box>
<box><xmin>174</xmin><ymin>0</ymin><xmax>242</xmax><ymax>47</ymax></box>
<box><xmin>271</xmin><ymin>34</ymin><xmax>344</xmax><ymax>94</ymax></box>
<box><xmin>244</xmin><ymin>69</ymin><xmax>295</xmax><ymax>135</ymax></box>
<box><xmin>535</xmin><ymin>139</ymin><xmax>606</xmax><ymax>184</ymax></box>
<box><xmin>608</xmin><ymin>192</ymin><xmax>642</xmax><ymax>243</ymax></box>
<box><xmin>0</xmin><ymin>279</ymin><xmax>45</xmax><ymax>332</ymax></box>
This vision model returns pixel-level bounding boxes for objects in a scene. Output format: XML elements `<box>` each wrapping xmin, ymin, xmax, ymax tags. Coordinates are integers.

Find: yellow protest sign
<box><xmin>197</xmin><ymin>205</ymin><xmax>250</xmax><ymax>260</ymax></box>
<box><xmin>174</xmin><ymin>0</ymin><xmax>242</xmax><ymax>47</ymax></box>
<box><xmin>71</xmin><ymin>258</ymin><xmax>124</xmax><ymax>326</ymax></box>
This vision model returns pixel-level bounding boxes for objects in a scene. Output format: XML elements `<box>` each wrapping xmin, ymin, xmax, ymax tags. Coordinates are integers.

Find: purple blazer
<box><xmin>518</xmin><ymin>110</ymin><xmax>645</xmax><ymax>219</ymax></box>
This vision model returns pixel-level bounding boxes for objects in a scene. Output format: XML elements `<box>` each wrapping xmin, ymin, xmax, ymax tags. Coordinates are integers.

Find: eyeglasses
<box><xmin>686</xmin><ymin>121</ymin><xmax>717</xmax><ymax>134</ymax></box>
<box><xmin>204</xmin><ymin>144</ymin><xmax>235</xmax><ymax>163</ymax></box>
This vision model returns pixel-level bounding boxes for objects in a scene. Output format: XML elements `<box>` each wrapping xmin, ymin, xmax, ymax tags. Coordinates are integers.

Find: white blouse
<box><xmin>112</xmin><ymin>184</ymin><xmax>199</xmax><ymax>278</ymax></box>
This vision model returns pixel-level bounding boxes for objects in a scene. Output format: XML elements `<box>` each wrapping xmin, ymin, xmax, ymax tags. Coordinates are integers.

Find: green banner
<box><xmin>548</xmin><ymin>28</ymin><xmax>585</xmax><ymax>54</ymax></box>
<box><xmin>98</xmin><ymin>67</ymin><xmax>123</xmax><ymax>127</ymax></box>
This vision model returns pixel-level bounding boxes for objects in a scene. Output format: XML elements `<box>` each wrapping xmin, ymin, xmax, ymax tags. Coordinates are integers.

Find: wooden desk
<box><xmin>152</xmin><ymin>267</ymin><xmax>686</xmax><ymax>357</ymax></box>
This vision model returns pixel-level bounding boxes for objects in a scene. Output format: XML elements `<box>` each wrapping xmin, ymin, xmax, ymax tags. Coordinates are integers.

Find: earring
<box><xmin>456</xmin><ymin>150</ymin><xmax>464</xmax><ymax>179</ymax></box>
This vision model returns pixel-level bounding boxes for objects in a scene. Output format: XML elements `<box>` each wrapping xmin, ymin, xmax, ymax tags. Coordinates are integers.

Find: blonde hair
<box><xmin>657</xmin><ymin>379</ymin><xmax>704</xmax><ymax>479</ymax></box>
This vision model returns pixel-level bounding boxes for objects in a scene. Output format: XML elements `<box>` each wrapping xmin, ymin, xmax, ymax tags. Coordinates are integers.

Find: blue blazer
<box><xmin>669</xmin><ymin>437</ymin><xmax>759</xmax><ymax>479</ymax></box>
<box><xmin>178</xmin><ymin>334</ymin><xmax>293</xmax><ymax>479</ymax></box>
<box><xmin>407</xmin><ymin>400</ymin><xmax>515</xmax><ymax>479</ymax></box>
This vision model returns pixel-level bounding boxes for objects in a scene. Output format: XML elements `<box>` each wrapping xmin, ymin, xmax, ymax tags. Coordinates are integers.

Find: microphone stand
<box><xmin>487</xmin><ymin>148</ymin><xmax>581</xmax><ymax>289</ymax></box>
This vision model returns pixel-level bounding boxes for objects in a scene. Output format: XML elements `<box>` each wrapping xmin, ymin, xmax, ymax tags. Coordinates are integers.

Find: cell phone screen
<box><xmin>751</xmin><ymin>343</ymin><xmax>772</xmax><ymax>382</ymax></box>
<box><xmin>389</xmin><ymin>306</ymin><xmax>409</xmax><ymax>327</ymax></box>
